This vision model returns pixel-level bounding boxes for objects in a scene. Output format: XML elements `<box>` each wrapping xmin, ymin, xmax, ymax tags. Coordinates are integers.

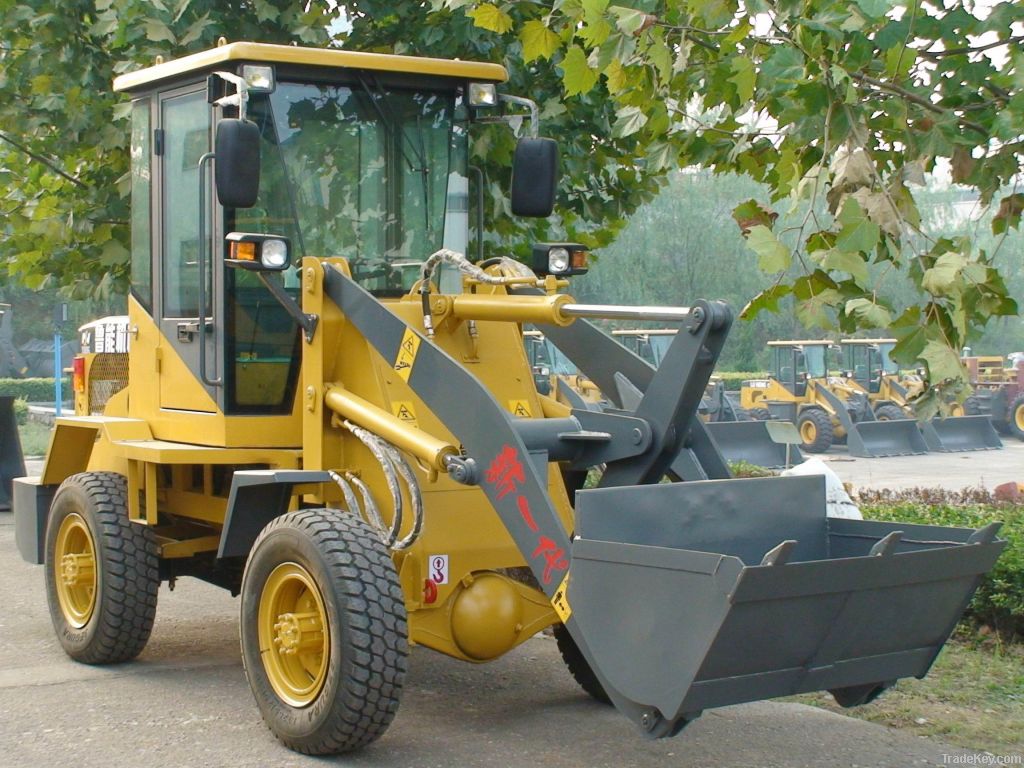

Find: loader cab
<box><xmin>842</xmin><ymin>339</ymin><xmax>898</xmax><ymax>394</ymax></box>
<box><xmin>768</xmin><ymin>341</ymin><xmax>834</xmax><ymax>397</ymax></box>
<box><xmin>114</xmin><ymin>42</ymin><xmax>532</xmax><ymax>428</ymax></box>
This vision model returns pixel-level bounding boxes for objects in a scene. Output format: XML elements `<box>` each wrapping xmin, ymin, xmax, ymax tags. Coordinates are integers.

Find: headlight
<box><xmin>225</xmin><ymin>232</ymin><xmax>291</xmax><ymax>272</ymax></box>
<box><xmin>467</xmin><ymin>82</ymin><xmax>498</xmax><ymax>107</ymax></box>
<box><xmin>530</xmin><ymin>242</ymin><xmax>589</xmax><ymax>277</ymax></box>
<box><xmin>261</xmin><ymin>239</ymin><xmax>289</xmax><ymax>269</ymax></box>
<box><xmin>548</xmin><ymin>247</ymin><xmax>570</xmax><ymax>274</ymax></box>
<box><xmin>242</xmin><ymin>65</ymin><xmax>275</xmax><ymax>93</ymax></box>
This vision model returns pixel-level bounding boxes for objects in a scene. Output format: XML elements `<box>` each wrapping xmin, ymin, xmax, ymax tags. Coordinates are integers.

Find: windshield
<box><xmin>800</xmin><ymin>346</ymin><xmax>829</xmax><ymax>378</ymax></box>
<box><xmin>648</xmin><ymin>336</ymin><xmax>673</xmax><ymax>366</ymax></box>
<box><xmin>239</xmin><ymin>81</ymin><xmax>468</xmax><ymax>294</ymax></box>
<box><xmin>876</xmin><ymin>342</ymin><xmax>899</xmax><ymax>374</ymax></box>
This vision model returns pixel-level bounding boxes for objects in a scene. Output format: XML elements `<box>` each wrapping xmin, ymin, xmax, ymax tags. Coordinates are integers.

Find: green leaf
<box><xmin>835</xmin><ymin>197</ymin><xmax>881</xmax><ymax>254</ymax></box>
<box><xmin>730</xmin><ymin>56</ymin><xmax>755</xmax><ymax>103</ymax></box>
<box><xmin>885</xmin><ymin>46</ymin><xmax>916</xmax><ymax>79</ymax></box>
<box><xmin>746</xmin><ymin>225</ymin><xmax>791</xmax><ymax>273</ymax></box>
<box><xmin>144</xmin><ymin>19</ymin><xmax>176</xmax><ymax>43</ymax></box>
<box><xmin>852</xmin><ymin>0</ymin><xmax>891</xmax><ymax>20</ymax></box>
<box><xmin>467</xmin><ymin>4</ymin><xmax>513</xmax><ymax>34</ymax></box>
<box><xmin>520</xmin><ymin>20</ymin><xmax>560</xmax><ymax>62</ymax></box>
<box><xmin>608</xmin><ymin>5</ymin><xmax>649</xmax><ymax>35</ymax></box>
<box><xmin>612</xmin><ymin>105</ymin><xmax>648</xmax><ymax>137</ymax></box>
<box><xmin>844</xmin><ymin>297</ymin><xmax>892</xmax><ymax>328</ymax></box>
<box><xmin>822</xmin><ymin>249</ymin><xmax>869</xmax><ymax>285</ymax></box>
<box><xmin>919</xmin><ymin>339</ymin><xmax>965</xmax><ymax>383</ymax></box>
<box><xmin>561</xmin><ymin>45</ymin><xmax>599</xmax><ymax>96</ymax></box>
<box><xmin>922</xmin><ymin>252</ymin><xmax>967</xmax><ymax>295</ymax></box>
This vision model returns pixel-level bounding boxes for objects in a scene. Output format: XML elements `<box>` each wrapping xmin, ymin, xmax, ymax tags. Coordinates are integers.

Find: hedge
<box><xmin>859</xmin><ymin>493</ymin><xmax>1023</xmax><ymax>640</ymax></box>
<box><xmin>716</xmin><ymin>371</ymin><xmax>767</xmax><ymax>391</ymax></box>
<box><xmin>0</xmin><ymin>378</ymin><xmax>69</xmax><ymax>402</ymax></box>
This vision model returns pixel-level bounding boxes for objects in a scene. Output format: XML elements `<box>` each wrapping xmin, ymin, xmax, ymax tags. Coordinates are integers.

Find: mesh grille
<box><xmin>88</xmin><ymin>353</ymin><xmax>129</xmax><ymax>414</ymax></box>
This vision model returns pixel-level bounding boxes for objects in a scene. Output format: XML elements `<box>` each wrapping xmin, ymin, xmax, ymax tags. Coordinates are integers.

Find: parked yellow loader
<box><xmin>740</xmin><ymin>340</ymin><xmax>928</xmax><ymax>456</ymax></box>
<box><xmin>12</xmin><ymin>42</ymin><xmax>1004</xmax><ymax>756</ymax></box>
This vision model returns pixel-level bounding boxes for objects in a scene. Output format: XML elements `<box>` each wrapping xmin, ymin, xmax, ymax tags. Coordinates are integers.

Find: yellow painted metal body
<box><xmin>48</xmin><ymin>254</ymin><xmax>571</xmax><ymax>663</ymax></box>
<box><xmin>739</xmin><ymin>376</ymin><xmax>861</xmax><ymax>439</ymax></box>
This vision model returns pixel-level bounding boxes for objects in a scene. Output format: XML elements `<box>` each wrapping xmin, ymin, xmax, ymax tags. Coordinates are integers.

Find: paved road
<box><xmin>0</xmin><ymin>514</ymin><xmax>985</xmax><ymax>768</ymax></box>
<box><xmin>821</xmin><ymin>439</ymin><xmax>1024</xmax><ymax>492</ymax></box>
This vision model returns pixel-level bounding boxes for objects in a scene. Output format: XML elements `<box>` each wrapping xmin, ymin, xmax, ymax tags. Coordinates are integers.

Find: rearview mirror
<box><xmin>215</xmin><ymin>119</ymin><xmax>261</xmax><ymax>209</ymax></box>
<box><xmin>511</xmin><ymin>138</ymin><xmax>558</xmax><ymax>218</ymax></box>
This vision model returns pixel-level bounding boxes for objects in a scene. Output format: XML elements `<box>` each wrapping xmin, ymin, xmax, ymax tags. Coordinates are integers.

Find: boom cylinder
<box><xmin>324</xmin><ymin>386</ymin><xmax>458</xmax><ymax>471</ymax></box>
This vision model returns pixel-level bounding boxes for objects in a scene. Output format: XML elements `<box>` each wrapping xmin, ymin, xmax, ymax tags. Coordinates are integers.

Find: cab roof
<box><xmin>113</xmin><ymin>41</ymin><xmax>508</xmax><ymax>93</ymax></box>
<box><xmin>767</xmin><ymin>340</ymin><xmax>836</xmax><ymax>347</ymax></box>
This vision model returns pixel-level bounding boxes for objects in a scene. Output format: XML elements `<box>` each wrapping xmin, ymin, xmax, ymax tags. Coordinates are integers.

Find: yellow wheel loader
<box><xmin>740</xmin><ymin>340</ymin><xmax>928</xmax><ymax>456</ymax></box>
<box><xmin>12</xmin><ymin>42</ymin><xmax>1005</xmax><ymax>755</ymax></box>
<box><xmin>841</xmin><ymin>339</ymin><xmax>1001</xmax><ymax>452</ymax></box>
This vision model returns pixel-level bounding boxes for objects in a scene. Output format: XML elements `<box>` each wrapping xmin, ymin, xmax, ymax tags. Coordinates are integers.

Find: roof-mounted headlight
<box><xmin>468</xmin><ymin>82</ymin><xmax>498</xmax><ymax>107</ymax></box>
<box><xmin>242</xmin><ymin>65</ymin><xmax>275</xmax><ymax>93</ymax></box>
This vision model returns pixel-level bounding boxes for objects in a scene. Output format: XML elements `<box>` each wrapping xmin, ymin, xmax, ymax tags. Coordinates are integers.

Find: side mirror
<box><xmin>215</xmin><ymin>119</ymin><xmax>261</xmax><ymax>209</ymax></box>
<box><xmin>511</xmin><ymin>137</ymin><xmax>558</xmax><ymax>218</ymax></box>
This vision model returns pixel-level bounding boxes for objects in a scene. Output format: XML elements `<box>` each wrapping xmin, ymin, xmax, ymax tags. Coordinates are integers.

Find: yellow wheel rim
<box><xmin>54</xmin><ymin>513</ymin><xmax>97</xmax><ymax>628</ymax></box>
<box><xmin>1016</xmin><ymin>404</ymin><xmax>1024</xmax><ymax>432</ymax></box>
<box><xmin>800</xmin><ymin>419</ymin><xmax>817</xmax><ymax>443</ymax></box>
<box><xmin>258</xmin><ymin>562</ymin><xmax>330</xmax><ymax>707</ymax></box>
<box><xmin>950</xmin><ymin>403</ymin><xmax>965</xmax><ymax>417</ymax></box>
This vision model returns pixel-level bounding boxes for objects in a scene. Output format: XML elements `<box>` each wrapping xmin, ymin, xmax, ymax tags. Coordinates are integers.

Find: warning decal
<box><xmin>391</xmin><ymin>400</ymin><xmax>419</xmax><ymax>428</ymax></box>
<box><xmin>394</xmin><ymin>328</ymin><xmax>421</xmax><ymax>382</ymax></box>
<box><xmin>508</xmin><ymin>399</ymin><xmax>533</xmax><ymax>418</ymax></box>
<box><xmin>428</xmin><ymin>554</ymin><xmax>449</xmax><ymax>585</ymax></box>
<box><xmin>551</xmin><ymin>573</ymin><xmax>572</xmax><ymax>622</ymax></box>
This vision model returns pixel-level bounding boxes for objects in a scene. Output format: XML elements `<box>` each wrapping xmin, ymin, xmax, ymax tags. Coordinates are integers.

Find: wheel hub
<box><xmin>258</xmin><ymin>562</ymin><xmax>330</xmax><ymax>707</ymax></box>
<box><xmin>53</xmin><ymin>512</ymin><xmax>97</xmax><ymax>628</ymax></box>
<box><xmin>273</xmin><ymin>611</ymin><xmax>324</xmax><ymax>656</ymax></box>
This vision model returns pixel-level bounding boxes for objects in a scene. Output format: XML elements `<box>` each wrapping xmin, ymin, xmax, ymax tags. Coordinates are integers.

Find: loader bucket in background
<box><xmin>0</xmin><ymin>396</ymin><xmax>26</xmax><ymax>510</ymax></box>
<box><xmin>920</xmin><ymin>416</ymin><xmax>1003</xmax><ymax>452</ymax></box>
<box><xmin>846</xmin><ymin>419</ymin><xmax>929</xmax><ymax>458</ymax></box>
<box><xmin>706</xmin><ymin>420</ymin><xmax>803</xmax><ymax>469</ymax></box>
<box><xmin>566</xmin><ymin>475</ymin><xmax>1004</xmax><ymax>736</ymax></box>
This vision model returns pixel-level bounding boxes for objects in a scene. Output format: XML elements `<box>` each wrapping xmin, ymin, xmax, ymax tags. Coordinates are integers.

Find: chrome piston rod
<box><xmin>559</xmin><ymin>303</ymin><xmax>691</xmax><ymax>322</ymax></box>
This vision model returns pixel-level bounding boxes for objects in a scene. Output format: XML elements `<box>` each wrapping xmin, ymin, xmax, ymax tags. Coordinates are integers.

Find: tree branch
<box><xmin>0</xmin><ymin>131</ymin><xmax>86</xmax><ymax>188</ymax></box>
<box><xmin>846</xmin><ymin>72</ymin><xmax>988</xmax><ymax>136</ymax></box>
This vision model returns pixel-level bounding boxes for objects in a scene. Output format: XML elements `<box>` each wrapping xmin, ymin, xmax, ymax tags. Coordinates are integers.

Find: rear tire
<box><xmin>44</xmin><ymin>472</ymin><xmax>159</xmax><ymax>664</ymax></box>
<box><xmin>874</xmin><ymin>404</ymin><xmax>905</xmax><ymax>421</ymax></box>
<box><xmin>553</xmin><ymin>623</ymin><xmax>610</xmax><ymax>705</ymax></box>
<box><xmin>240</xmin><ymin>508</ymin><xmax>408</xmax><ymax>755</ymax></box>
<box><xmin>1009</xmin><ymin>394</ymin><xmax>1024</xmax><ymax>441</ymax></box>
<box><xmin>797</xmin><ymin>408</ymin><xmax>833</xmax><ymax>453</ymax></box>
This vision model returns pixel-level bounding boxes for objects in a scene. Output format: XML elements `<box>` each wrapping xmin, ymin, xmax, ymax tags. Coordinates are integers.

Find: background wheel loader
<box><xmin>963</xmin><ymin>355</ymin><xmax>1024</xmax><ymax>441</ymax></box>
<box><xmin>740</xmin><ymin>340</ymin><xmax>928</xmax><ymax>457</ymax></box>
<box><xmin>12</xmin><ymin>42</ymin><xmax>1004</xmax><ymax>756</ymax></box>
<box><xmin>841</xmin><ymin>339</ymin><xmax>1001</xmax><ymax>452</ymax></box>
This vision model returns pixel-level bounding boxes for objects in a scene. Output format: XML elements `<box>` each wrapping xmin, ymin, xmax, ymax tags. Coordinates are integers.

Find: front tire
<box><xmin>44</xmin><ymin>472</ymin><xmax>159</xmax><ymax>664</ymax></box>
<box><xmin>797</xmin><ymin>408</ymin><xmax>834</xmax><ymax>453</ymax></box>
<box><xmin>553</xmin><ymin>624</ymin><xmax>610</xmax><ymax>704</ymax></box>
<box><xmin>240</xmin><ymin>508</ymin><xmax>408</xmax><ymax>755</ymax></box>
<box><xmin>874</xmin><ymin>403</ymin><xmax>905</xmax><ymax>421</ymax></box>
<box><xmin>1009</xmin><ymin>394</ymin><xmax>1024</xmax><ymax>441</ymax></box>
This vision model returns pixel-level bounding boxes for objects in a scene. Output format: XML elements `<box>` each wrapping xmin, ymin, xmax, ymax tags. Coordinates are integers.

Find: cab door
<box><xmin>156</xmin><ymin>85</ymin><xmax>220</xmax><ymax>412</ymax></box>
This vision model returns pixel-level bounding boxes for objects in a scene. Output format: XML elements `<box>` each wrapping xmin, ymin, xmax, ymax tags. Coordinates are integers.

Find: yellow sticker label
<box><xmin>551</xmin><ymin>573</ymin><xmax>572</xmax><ymax>622</ymax></box>
<box><xmin>391</xmin><ymin>400</ymin><xmax>419</xmax><ymax>428</ymax></box>
<box><xmin>508</xmin><ymin>399</ymin><xmax>533</xmax><ymax>418</ymax></box>
<box><xmin>394</xmin><ymin>328</ymin><xmax>421</xmax><ymax>382</ymax></box>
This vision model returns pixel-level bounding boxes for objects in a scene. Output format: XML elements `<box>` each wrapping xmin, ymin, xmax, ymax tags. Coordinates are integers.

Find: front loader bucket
<box><xmin>567</xmin><ymin>475</ymin><xmax>1003</xmax><ymax>736</ymax></box>
<box><xmin>920</xmin><ymin>416</ymin><xmax>1003</xmax><ymax>452</ymax></box>
<box><xmin>846</xmin><ymin>419</ymin><xmax>928</xmax><ymax>457</ymax></box>
<box><xmin>706</xmin><ymin>420</ymin><xmax>803</xmax><ymax>469</ymax></box>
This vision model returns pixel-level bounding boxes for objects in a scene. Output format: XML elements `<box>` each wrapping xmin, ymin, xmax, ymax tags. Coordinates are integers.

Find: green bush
<box><xmin>12</xmin><ymin>397</ymin><xmax>28</xmax><ymax>425</ymax></box>
<box><xmin>0</xmin><ymin>377</ymin><xmax>70</xmax><ymax>401</ymax></box>
<box><xmin>716</xmin><ymin>371</ymin><xmax>767</xmax><ymax>391</ymax></box>
<box><xmin>860</xmin><ymin>499</ymin><xmax>1024</xmax><ymax>640</ymax></box>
